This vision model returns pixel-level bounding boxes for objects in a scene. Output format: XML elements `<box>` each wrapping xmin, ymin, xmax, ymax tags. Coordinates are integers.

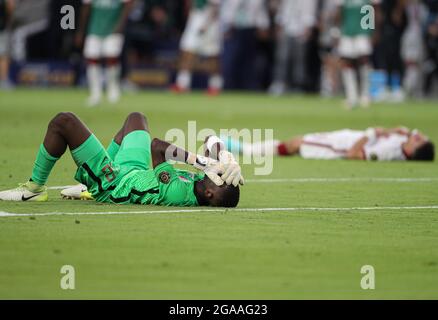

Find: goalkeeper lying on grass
<box><xmin>0</xmin><ymin>112</ymin><xmax>243</xmax><ymax>207</ymax></box>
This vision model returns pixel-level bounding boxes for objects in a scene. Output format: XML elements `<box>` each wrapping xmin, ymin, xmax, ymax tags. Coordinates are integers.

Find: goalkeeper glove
<box><xmin>187</xmin><ymin>153</ymin><xmax>225</xmax><ymax>186</ymax></box>
<box><xmin>218</xmin><ymin>150</ymin><xmax>245</xmax><ymax>187</ymax></box>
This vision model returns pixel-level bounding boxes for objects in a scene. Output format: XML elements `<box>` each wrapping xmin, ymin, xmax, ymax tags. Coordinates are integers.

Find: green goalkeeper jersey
<box><xmin>109</xmin><ymin>162</ymin><xmax>203</xmax><ymax>206</ymax></box>
<box><xmin>339</xmin><ymin>0</ymin><xmax>378</xmax><ymax>37</ymax></box>
<box><xmin>84</xmin><ymin>0</ymin><xmax>127</xmax><ymax>36</ymax></box>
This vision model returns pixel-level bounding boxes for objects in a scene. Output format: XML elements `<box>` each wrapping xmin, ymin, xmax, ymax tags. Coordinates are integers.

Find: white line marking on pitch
<box><xmin>1</xmin><ymin>205</ymin><xmax>438</xmax><ymax>218</ymax></box>
<box><xmin>47</xmin><ymin>178</ymin><xmax>438</xmax><ymax>190</ymax></box>
<box><xmin>245</xmin><ymin>178</ymin><xmax>438</xmax><ymax>183</ymax></box>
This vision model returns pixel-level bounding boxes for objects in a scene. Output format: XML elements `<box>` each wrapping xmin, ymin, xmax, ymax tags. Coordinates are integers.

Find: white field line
<box><xmin>1</xmin><ymin>205</ymin><xmax>438</xmax><ymax>218</ymax></box>
<box><xmin>47</xmin><ymin>177</ymin><xmax>438</xmax><ymax>190</ymax></box>
<box><xmin>245</xmin><ymin>177</ymin><xmax>438</xmax><ymax>183</ymax></box>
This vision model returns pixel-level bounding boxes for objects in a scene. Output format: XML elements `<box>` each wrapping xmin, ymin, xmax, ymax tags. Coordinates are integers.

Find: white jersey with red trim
<box><xmin>363</xmin><ymin>134</ymin><xmax>408</xmax><ymax>161</ymax></box>
<box><xmin>299</xmin><ymin>129</ymin><xmax>408</xmax><ymax>161</ymax></box>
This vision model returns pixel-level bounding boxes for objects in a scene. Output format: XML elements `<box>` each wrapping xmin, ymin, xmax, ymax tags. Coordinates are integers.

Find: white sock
<box><xmin>176</xmin><ymin>70</ymin><xmax>192</xmax><ymax>90</ymax></box>
<box><xmin>404</xmin><ymin>66</ymin><xmax>420</xmax><ymax>96</ymax></box>
<box><xmin>106</xmin><ymin>64</ymin><xmax>121</xmax><ymax>91</ymax></box>
<box><xmin>359</xmin><ymin>64</ymin><xmax>370</xmax><ymax>100</ymax></box>
<box><xmin>342</xmin><ymin>68</ymin><xmax>358</xmax><ymax>106</ymax></box>
<box><xmin>208</xmin><ymin>74</ymin><xmax>223</xmax><ymax>90</ymax></box>
<box><xmin>87</xmin><ymin>64</ymin><xmax>102</xmax><ymax>99</ymax></box>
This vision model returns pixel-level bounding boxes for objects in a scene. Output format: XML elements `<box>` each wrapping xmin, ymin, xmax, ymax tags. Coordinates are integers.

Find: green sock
<box><xmin>30</xmin><ymin>144</ymin><xmax>59</xmax><ymax>186</ymax></box>
<box><xmin>106</xmin><ymin>139</ymin><xmax>120</xmax><ymax>159</ymax></box>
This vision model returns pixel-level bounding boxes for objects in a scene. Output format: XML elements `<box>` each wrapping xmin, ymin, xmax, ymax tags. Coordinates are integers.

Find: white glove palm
<box><xmin>219</xmin><ymin>150</ymin><xmax>245</xmax><ymax>187</ymax></box>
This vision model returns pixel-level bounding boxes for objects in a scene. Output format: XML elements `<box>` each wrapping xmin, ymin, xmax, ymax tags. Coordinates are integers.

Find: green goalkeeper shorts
<box><xmin>73</xmin><ymin>130</ymin><xmax>152</xmax><ymax>202</ymax></box>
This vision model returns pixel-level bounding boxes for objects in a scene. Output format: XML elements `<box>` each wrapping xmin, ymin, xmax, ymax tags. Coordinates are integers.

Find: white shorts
<box><xmin>84</xmin><ymin>34</ymin><xmax>124</xmax><ymax>59</ymax></box>
<box><xmin>180</xmin><ymin>9</ymin><xmax>220</xmax><ymax>57</ymax></box>
<box><xmin>338</xmin><ymin>36</ymin><xmax>372</xmax><ymax>59</ymax></box>
<box><xmin>299</xmin><ymin>129</ymin><xmax>365</xmax><ymax>160</ymax></box>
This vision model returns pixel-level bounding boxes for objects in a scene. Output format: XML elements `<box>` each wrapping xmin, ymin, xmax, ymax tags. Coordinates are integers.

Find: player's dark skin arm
<box><xmin>75</xmin><ymin>3</ymin><xmax>91</xmax><ymax>48</ymax></box>
<box><xmin>113</xmin><ymin>0</ymin><xmax>134</xmax><ymax>34</ymax></box>
<box><xmin>150</xmin><ymin>139</ymin><xmax>192</xmax><ymax>169</ymax></box>
<box><xmin>151</xmin><ymin>134</ymin><xmax>228</xmax><ymax>168</ymax></box>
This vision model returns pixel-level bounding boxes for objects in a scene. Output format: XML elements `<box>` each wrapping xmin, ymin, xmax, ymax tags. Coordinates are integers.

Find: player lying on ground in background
<box><xmin>0</xmin><ymin>112</ymin><xmax>243</xmax><ymax>207</ymax></box>
<box><xmin>224</xmin><ymin>127</ymin><xmax>435</xmax><ymax>161</ymax></box>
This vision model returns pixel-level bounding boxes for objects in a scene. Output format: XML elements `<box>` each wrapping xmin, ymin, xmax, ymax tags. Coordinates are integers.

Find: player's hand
<box><xmin>218</xmin><ymin>150</ymin><xmax>244</xmax><ymax>187</ymax></box>
<box><xmin>204</xmin><ymin>162</ymin><xmax>225</xmax><ymax>187</ymax></box>
<box><xmin>192</xmin><ymin>155</ymin><xmax>225</xmax><ymax>186</ymax></box>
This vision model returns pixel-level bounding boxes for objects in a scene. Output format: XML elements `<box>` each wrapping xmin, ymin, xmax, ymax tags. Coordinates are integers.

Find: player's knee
<box><xmin>151</xmin><ymin>138</ymin><xmax>160</xmax><ymax>150</ymax></box>
<box><xmin>125</xmin><ymin>112</ymin><xmax>148</xmax><ymax>130</ymax></box>
<box><xmin>127</xmin><ymin>112</ymin><xmax>147</xmax><ymax>123</ymax></box>
<box><xmin>50</xmin><ymin>112</ymin><xmax>78</xmax><ymax>132</ymax></box>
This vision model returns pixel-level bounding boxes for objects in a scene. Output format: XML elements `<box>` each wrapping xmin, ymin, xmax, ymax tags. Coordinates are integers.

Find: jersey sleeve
<box><xmin>154</xmin><ymin>162</ymin><xmax>198</xmax><ymax>206</ymax></box>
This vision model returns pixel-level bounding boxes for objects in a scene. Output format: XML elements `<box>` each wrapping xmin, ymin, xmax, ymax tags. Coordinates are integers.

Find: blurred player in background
<box><xmin>221</xmin><ymin>0</ymin><xmax>270</xmax><ymax>90</ymax></box>
<box><xmin>379</xmin><ymin>0</ymin><xmax>407</xmax><ymax>103</ymax></box>
<box><xmin>336</xmin><ymin>0</ymin><xmax>381</xmax><ymax>109</ymax></box>
<box><xmin>268</xmin><ymin>0</ymin><xmax>318</xmax><ymax>96</ymax></box>
<box><xmin>171</xmin><ymin>0</ymin><xmax>222</xmax><ymax>95</ymax></box>
<box><xmin>402</xmin><ymin>0</ymin><xmax>427</xmax><ymax>98</ymax></box>
<box><xmin>318</xmin><ymin>0</ymin><xmax>342</xmax><ymax>97</ymax></box>
<box><xmin>424</xmin><ymin>0</ymin><xmax>438</xmax><ymax>96</ymax></box>
<box><xmin>0</xmin><ymin>0</ymin><xmax>14</xmax><ymax>89</ymax></box>
<box><xmin>76</xmin><ymin>0</ymin><xmax>132</xmax><ymax>106</ymax></box>
<box><xmin>225</xmin><ymin>127</ymin><xmax>435</xmax><ymax>161</ymax></box>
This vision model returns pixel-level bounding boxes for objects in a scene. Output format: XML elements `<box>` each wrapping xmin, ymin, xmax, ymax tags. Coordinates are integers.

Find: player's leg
<box><xmin>0</xmin><ymin>113</ymin><xmax>93</xmax><ymax>201</ymax></box>
<box><xmin>103</xmin><ymin>34</ymin><xmax>124</xmax><ymax>104</ymax></box>
<box><xmin>61</xmin><ymin>112</ymin><xmax>150</xmax><ymax>200</ymax></box>
<box><xmin>173</xmin><ymin>50</ymin><xmax>196</xmax><ymax>92</ymax></box>
<box><xmin>173</xmin><ymin>9</ymin><xmax>201</xmax><ymax>93</ymax></box>
<box><xmin>62</xmin><ymin>122</ymin><xmax>127</xmax><ymax>201</ymax></box>
<box><xmin>202</xmin><ymin>16</ymin><xmax>222</xmax><ymax>95</ymax></box>
<box><xmin>104</xmin><ymin>109</ymin><xmax>149</xmax><ymax>158</ymax></box>
<box><xmin>205</xmin><ymin>55</ymin><xmax>223</xmax><ymax>96</ymax></box>
<box><xmin>341</xmin><ymin>58</ymin><xmax>359</xmax><ymax>109</ymax></box>
<box><xmin>269</xmin><ymin>32</ymin><xmax>291</xmax><ymax>96</ymax></box>
<box><xmin>0</xmin><ymin>54</ymin><xmax>9</xmax><ymax>88</ymax></box>
<box><xmin>358</xmin><ymin>55</ymin><xmax>371</xmax><ymax>108</ymax></box>
<box><xmin>339</xmin><ymin>37</ymin><xmax>359</xmax><ymax>109</ymax></box>
<box><xmin>0</xmin><ymin>31</ymin><xmax>11</xmax><ymax>89</ymax></box>
<box><xmin>356</xmin><ymin>36</ymin><xmax>373</xmax><ymax>108</ymax></box>
<box><xmin>112</xmin><ymin>112</ymin><xmax>152</xmax><ymax>170</ymax></box>
<box><xmin>84</xmin><ymin>35</ymin><xmax>103</xmax><ymax>106</ymax></box>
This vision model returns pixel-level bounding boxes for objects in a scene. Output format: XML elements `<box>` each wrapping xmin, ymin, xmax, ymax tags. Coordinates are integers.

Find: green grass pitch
<box><xmin>0</xmin><ymin>89</ymin><xmax>438</xmax><ymax>299</ymax></box>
